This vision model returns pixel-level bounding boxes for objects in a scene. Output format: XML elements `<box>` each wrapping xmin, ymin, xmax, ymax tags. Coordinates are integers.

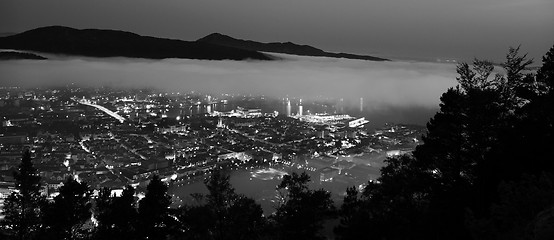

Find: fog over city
<box><xmin>0</xmin><ymin>53</ymin><xmax>458</xmax><ymax>124</ymax></box>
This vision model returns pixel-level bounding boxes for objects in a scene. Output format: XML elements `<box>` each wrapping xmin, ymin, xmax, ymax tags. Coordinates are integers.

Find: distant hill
<box><xmin>0</xmin><ymin>51</ymin><xmax>47</xmax><ymax>60</ymax></box>
<box><xmin>197</xmin><ymin>33</ymin><xmax>389</xmax><ymax>61</ymax></box>
<box><xmin>0</xmin><ymin>32</ymin><xmax>17</xmax><ymax>37</ymax></box>
<box><xmin>0</xmin><ymin>26</ymin><xmax>272</xmax><ymax>61</ymax></box>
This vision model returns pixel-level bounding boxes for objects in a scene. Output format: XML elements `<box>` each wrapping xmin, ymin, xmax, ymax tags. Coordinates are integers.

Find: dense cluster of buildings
<box><xmin>0</xmin><ymin>86</ymin><xmax>425</xmax><ymax>218</ymax></box>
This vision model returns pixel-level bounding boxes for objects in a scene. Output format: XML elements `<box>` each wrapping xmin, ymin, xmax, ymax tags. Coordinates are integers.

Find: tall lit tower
<box><xmin>217</xmin><ymin>118</ymin><xmax>225</xmax><ymax>128</ymax></box>
<box><xmin>298</xmin><ymin>99</ymin><xmax>303</xmax><ymax>116</ymax></box>
<box><xmin>286</xmin><ymin>99</ymin><xmax>291</xmax><ymax>116</ymax></box>
<box><xmin>360</xmin><ymin>97</ymin><xmax>363</xmax><ymax>112</ymax></box>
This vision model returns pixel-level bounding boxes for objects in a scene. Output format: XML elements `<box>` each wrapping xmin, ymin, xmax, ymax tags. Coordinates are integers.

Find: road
<box><xmin>77</xmin><ymin>99</ymin><xmax>126</xmax><ymax>123</ymax></box>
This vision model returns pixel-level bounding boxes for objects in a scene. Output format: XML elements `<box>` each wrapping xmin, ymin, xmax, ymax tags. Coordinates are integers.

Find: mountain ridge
<box><xmin>0</xmin><ymin>26</ymin><xmax>273</xmax><ymax>61</ymax></box>
<box><xmin>0</xmin><ymin>26</ymin><xmax>388</xmax><ymax>62</ymax></box>
<box><xmin>0</xmin><ymin>51</ymin><xmax>47</xmax><ymax>60</ymax></box>
<box><xmin>197</xmin><ymin>32</ymin><xmax>389</xmax><ymax>61</ymax></box>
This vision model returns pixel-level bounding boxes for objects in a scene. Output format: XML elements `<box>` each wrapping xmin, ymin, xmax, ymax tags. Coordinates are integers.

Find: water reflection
<box><xmin>170</xmin><ymin>164</ymin><xmax>376</xmax><ymax>215</ymax></box>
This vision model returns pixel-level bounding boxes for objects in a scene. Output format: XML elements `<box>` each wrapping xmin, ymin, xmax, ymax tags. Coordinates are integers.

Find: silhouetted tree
<box><xmin>334</xmin><ymin>186</ymin><xmax>365</xmax><ymax>239</ymax></box>
<box><xmin>137</xmin><ymin>175</ymin><xmax>172</xmax><ymax>240</ymax></box>
<box><xmin>468</xmin><ymin>173</ymin><xmax>554</xmax><ymax>240</ymax></box>
<box><xmin>335</xmin><ymin>155</ymin><xmax>432</xmax><ymax>239</ymax></box>
<box><xmin>205</xmin><ymin>170</ymin><xmax>236</xmax><ymax>239</ymax></box>
<box><xmin>179</xmin><ymin>205</ymin><xmax>214</xmax><ymax>240</ymax></box>
<box><xmin>110</xmin><ymin>186</ymin><xmax>138</xmax><ymax>239</ymax></box>
<box><xmin>93</xmin><ymin>188</ymin><xmax>112</xmax><ymax>240</ymax></box>
<box><xmin>271</xmin><ymin>172</ymin><xmax>334</xmax><ymax>240</ymax></box>
<box><xmin>466</xmin><ymin>45</ymin><xmax>554</xmax><ymax>240</ymax></box>
<box><xmin>502</xmin><ymin>45</ymin><xmax>535</xmax><ymax>107</ymax></box>
<box><xmin>226</xmin><ymin>196</ymin><xmax>265</xmax><ymax>240</ymax></box>
<box><xmin>92</xmin><ymin>186</ymin><xmax>138</xmax><ymax>240</ymax></box>
<box><xmin>412</xmin><ymin>46</ymin><xmax>544</xmax><ymax>238</ymax></box>
<box><xmin>536</xmin><ymin>45</ymin><xmax>554</xmax><ymax>90</ymax></box>
<box><xmin>179</xmin><ymin>170</ymin><xmax>265</xmax><ymax>240</ymax></box>
<box><xmin>1</xmin><ymin>150</ymin><xmax>44</xmax><ymax>240</ymax></box>
<box><xmin>335</xmin><ymin>45</ymin><xmax>554</xmax><ymax>240</ymax></box>
<box><xmin>41</xmin><ymin>177</ymin><xmax>93</xmax><ymax>240</ymax></box>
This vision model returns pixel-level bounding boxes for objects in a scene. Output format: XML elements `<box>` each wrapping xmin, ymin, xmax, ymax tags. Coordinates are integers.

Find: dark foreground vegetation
<box><xmin>2</xmin><ymin>45</ymin><xmax>553</xmax><ymax>240</ymax></box>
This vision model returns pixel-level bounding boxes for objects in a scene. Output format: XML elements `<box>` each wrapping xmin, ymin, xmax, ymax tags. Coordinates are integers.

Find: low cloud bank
<box><xmin>0</xmin><ymin>53</ymin><xmax>459</xmax><ymax>124</ymax></box>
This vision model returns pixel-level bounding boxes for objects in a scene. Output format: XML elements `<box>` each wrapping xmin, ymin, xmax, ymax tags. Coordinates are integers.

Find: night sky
<box><xmin>1</xmin><ymin>0</ymin><xmax>553</xmax><ymax>62</ymax></box>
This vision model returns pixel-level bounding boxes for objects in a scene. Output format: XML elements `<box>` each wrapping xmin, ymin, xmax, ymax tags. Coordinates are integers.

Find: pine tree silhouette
<box><xmin>1</xmin><ymin>150</ymin><xmax>44</xmax><ymax>240</ymax></box>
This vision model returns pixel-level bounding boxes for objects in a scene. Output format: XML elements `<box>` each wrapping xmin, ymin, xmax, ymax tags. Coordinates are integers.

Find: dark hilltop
<box><xmin>0</xmin><ymin>51</ymin><xmax>47</xmax><ymax>60</ymax></box>
<box><xmin>197</xmin><ymin>32</ymin><xmax>389</xmax><ymax>61</ymax></box>
<box><xmin>0</xmin><ymin>26</ymin><xmax>273</xmax><ymax>61</ymax></box>
<box><xmin>0</xmin><ymin>26</ymin><xmax>388</xmax><ymax>62</ymax></box>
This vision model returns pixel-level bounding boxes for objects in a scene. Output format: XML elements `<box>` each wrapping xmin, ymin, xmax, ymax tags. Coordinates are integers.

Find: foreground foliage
<box><xmin>335</xmin><ymin>45</ymin><xmax>554</xmax><ymax>240</ymax></box>
<box><xmin>1</xmin><ymin>150</ymin><xmax>44</xmax><ymax>240</ymax></box>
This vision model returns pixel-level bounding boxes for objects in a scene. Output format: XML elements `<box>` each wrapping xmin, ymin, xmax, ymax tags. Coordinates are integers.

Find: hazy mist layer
<box><xmin>0</xmin><ymin>54</ymin><xmax>458</xmax><ymax>125</ymax></box>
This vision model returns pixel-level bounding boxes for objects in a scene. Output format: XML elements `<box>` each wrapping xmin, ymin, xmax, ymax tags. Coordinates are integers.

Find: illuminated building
<box><xmin>286</xmin><ymin>99</ymin><xmax>291</xmax><ymax>116</ymax></box>
<box><xmin>298</xmin><ymin>99</ymin><xmax>303</xmax><ymax>116</ymax></box>
<box><xmin>348</xmin><ymin>117</ymin><xmax>369</xmax><ymax>128</ymax></box>
<box><xmin>320</xmin><ymin>167</ymin><xmax>339</xmax><ymax>182</ymax></box>
<box><xmin>298</xmin><ymin>114</ymin><xmax>354</xmax><ymax>124</ymax></box>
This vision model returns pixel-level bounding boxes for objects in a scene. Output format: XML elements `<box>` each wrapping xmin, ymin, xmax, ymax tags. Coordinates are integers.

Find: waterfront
<box><xmin>170</xmin><ymin>151</ymin><xmax>386</xmax><ymax>215</ymax></box>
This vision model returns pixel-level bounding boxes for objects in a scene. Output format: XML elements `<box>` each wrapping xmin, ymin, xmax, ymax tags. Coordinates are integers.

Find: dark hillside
<box><xmin>0</xmin><ymin>26</ymin><xmax>272</xmax><ymax>61</ymax></box>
